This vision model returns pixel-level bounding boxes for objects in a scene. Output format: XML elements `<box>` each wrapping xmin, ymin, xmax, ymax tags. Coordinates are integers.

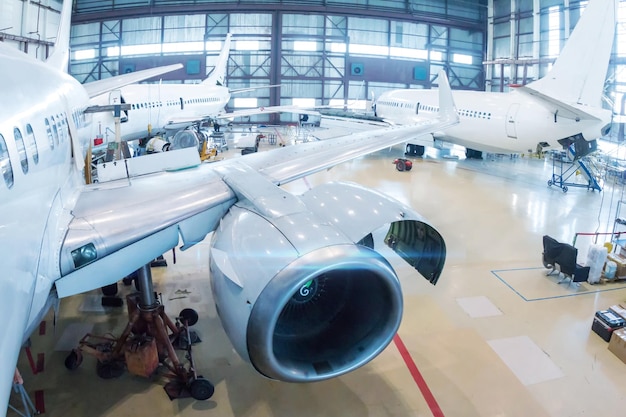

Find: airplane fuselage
<box><xmin>375</xmin><ymin>88</ymin><xmax>612</xmax><ymax>154</ymax></box>
<box><xmin>0</xmin><ymin>45</ymin><xmax>93</xmax><ymax>408</ymax></box>
<box><xmin>90</xmin><ymin>83</ymin><xmax>230</xmax><ymax>142</ymax></box>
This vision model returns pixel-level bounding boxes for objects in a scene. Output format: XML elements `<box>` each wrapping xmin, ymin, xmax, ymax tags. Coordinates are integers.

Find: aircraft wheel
<box><xmin>190</xmin><ymin>378</ymin><xmax>214</xmax><ymax>400</ymax></box>
<box><xmin>101</xmin><ymin>282</ymin><xmax>118</xmax><ymax>296</ymax></box>
<box><xmin>180</xmin><ymin>308</ymin><xmax>199</xmax><ymax>326</ymax></box>
<box><xmin>547</xmin><ymin>180</ymin><xmax>553</xmax><ymax>187</ymax></box>
<box><xmin>64</xmin><ymin>349</ymin><xmax>83</xmax><ymax>370</ymax></box>
<box><xmin>562</xmin><ymin>186</ymin><xmax>568</xmax><ymax>193</ymax></box>
<box><xmin>395</xmin><ymin>160</ymin><xmax>406</xmax><ymax>171</ymax></box>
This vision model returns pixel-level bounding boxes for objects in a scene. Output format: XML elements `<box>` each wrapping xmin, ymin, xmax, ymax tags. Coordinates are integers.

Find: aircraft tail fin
<box><xmin>527</xmin><ymin>0</ymin><xmax>615</xmax><ymax>107</ymax></box>
<box><xmin>46</xmin><ymin>0</ymin><xmax>73</xmax><ymax>72</ymax></box>
<box><xmin>202</xmin><ymin>33</ymin><xmax>232</xmax><ymax>86</ymax></box>
<box><xmin>437</xmin><ymin>70</ymin><xmax>459</xmax><ymax>124</ymax></box>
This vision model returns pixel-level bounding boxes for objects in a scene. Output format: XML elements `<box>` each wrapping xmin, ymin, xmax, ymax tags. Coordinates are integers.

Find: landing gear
<box><xmin>190</xmin><ymin>377</ymin><xmax>215</xmax><ymax>401</ymax></box>
<box><xmin>64</xmin><ymin>349</ymin><xmax>83</xmax><ymax>370</ymax></box>
<box><xmin>405</xmin><ymin>144</ymin><xmax>424</xmax><ymax>157</ymax></box>
<box><xmin>65</xmin><ymin>264</ymin><xmax>212</xmax><ymax>400</ymax></box>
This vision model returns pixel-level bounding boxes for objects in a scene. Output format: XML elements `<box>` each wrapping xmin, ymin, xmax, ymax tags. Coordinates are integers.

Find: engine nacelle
<box><xmin>209</xmin><ymin>181</ymin><xmax>445</xmax><ymax>382</ymax></box>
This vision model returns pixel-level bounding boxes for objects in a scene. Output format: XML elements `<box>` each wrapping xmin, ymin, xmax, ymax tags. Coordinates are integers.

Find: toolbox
<box><xmin>591</xmin><ymin>310</ymin><xmax>626</xmax><ymax>342</ymax></box>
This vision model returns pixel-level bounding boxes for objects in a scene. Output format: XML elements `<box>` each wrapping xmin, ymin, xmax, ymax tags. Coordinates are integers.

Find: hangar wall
<box><xmin>65</xmin><ymin>0</ymin><xmax>487</xmax><ymax>123</ymax></box>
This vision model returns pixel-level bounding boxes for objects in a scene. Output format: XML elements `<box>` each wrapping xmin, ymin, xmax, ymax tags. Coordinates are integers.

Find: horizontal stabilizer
<box><xmin>84</xmin><ymin>63</ymin><xmax>183</xmax><ymax>99</ymax></box>
<box><xmin>516</xmin><ymin>86</ymin><xmax>601</xmax><ymax>121</ymax></box>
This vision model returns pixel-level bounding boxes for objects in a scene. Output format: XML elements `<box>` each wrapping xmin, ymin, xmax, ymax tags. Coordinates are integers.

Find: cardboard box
<box><xmin>610</xmin><ymin>304</ymin><xmax>626</xmax><ymax>320</ymax></box>
<box><xmin>607</xmin><ymin>253</ymin><xmax>626</xmax><ymax>278</ymax></box>
<box><xmin>609</xmin><ymin>328</ymin><xmax>626</xmax><ymax>364</ymax></box>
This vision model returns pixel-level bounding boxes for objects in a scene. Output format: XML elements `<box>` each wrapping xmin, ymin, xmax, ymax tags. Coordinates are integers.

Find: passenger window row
<box><xmin>130</xmin><ymin>96</ymin><xmax>220</xmax><ymax>110</ymax></box>
<box><xmin>0</xmin><ymin>112</ymin><xmax>70</xmax><ymax>189</ymax></box>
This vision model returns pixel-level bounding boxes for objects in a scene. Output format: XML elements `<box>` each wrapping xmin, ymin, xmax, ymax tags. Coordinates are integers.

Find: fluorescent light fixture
<box><xmin>328</xmin><ymin>43</ymin><xmax>346</xmax><ymax>53</ymax></box>
<box><xmin>74</xmin><ymin>49</ymin><xmax>95</xmax><ymax>60</ymax></box>
<box><xmin>162</xmin><ymin>41</ymin><xmax>204</xmax><ymax>53</ymax></box>
<box><xmin>292</xmin><ymin>98</ymin><xmax>315</xmax><ymax>107</ymax></box>
<box><xmin>349</xmin><ymin>44</ymin><xmax>389</xmax><ymax>56</ymax></box>
<box><xmin>233</xmin><ymin>97</ymin><xmax>258</xmax><ymax>108</ymax></box>
<box><xmin>294</xmin><ymin>41</ymin><xmax>317</xmax><ymax>51</ymax></box>
<box><xmin>430</xmin><ymin>51</ymin><xmax>443</xmax><ymax>61</ymax></box>
<box><xmin>205</xmin><ymin>40</ymin><xmax>222</xmax><ymax>51</ymax></box>
<box><xmin>106</xmin><ymin>46</ymin><xmax>120</xmax><ymax>57</ymax></box>
<box><xmin>390</xmin><ymin>47</ymin><xmax>427</xmax><ymax>60</ymax></box>
<box><xmin>120</xmin><ymin>44</ymin><xmax>161</xmax><ymax>56</ymax></box>
<box><xmin>236</xmin><ymin>40</ymin><xmax>260</xmax><ymax>51</ymax></box>
<box><xmin>452</xmin><ymin>53</ymin><xmax>473</xmax><ymax>65</ymax></box>
<box><xmin>328</xmin><ymin>99</ymin><xmax>345</xmax><ymax>107</ymax></box>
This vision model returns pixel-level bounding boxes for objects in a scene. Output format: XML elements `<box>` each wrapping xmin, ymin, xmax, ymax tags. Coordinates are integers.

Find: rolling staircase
<box><xmin>547</xmin><ymin>142</ymin><xmax>602</xmax><ymax>193</ymax></box>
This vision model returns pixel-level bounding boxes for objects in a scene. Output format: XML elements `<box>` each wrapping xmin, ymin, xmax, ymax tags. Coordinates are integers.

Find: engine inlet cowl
<box><xmin>246</xmin><ymin>244</ymin><xmax>403</xmax><ymax>382</ymax></box>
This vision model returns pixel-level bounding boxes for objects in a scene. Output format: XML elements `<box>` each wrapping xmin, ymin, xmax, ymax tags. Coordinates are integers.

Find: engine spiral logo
<box><xmin>292</xmin><ymin>279</ymin><xmax>317</xmax><ymax>303</ymax></box>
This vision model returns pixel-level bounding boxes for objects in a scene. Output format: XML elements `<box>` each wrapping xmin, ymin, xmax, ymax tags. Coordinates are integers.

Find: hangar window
<box><xmin>44</xmin><ymin>118</ymin><xmax>55</xmax><ymax>150</ymax></box>
<box><xmin>13</xmin><ymin>128</ymin><xmax>28</xmax><ymax>174</ymax></box>
<box><xmin>0</xmin><ymin>134</ymin><xmax>14</xmax><ymax>189</ymax></box>
<box><xmin>25</xmin><ymin>124</ymin><xmax>39</xmax><ymax>165</ymax></box>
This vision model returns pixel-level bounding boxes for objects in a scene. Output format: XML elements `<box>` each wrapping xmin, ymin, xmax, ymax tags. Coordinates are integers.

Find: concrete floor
<box><xmin>9</xmin><ymin>142</ymin><xmax>626</xmax><ymax>417</ymax></box>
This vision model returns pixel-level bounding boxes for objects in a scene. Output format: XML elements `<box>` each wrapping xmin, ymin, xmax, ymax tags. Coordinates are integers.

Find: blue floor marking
<box><xmin>491</xmin><ymin>267</ymin><xmax>626</xmax><ymax>302</ymax></box>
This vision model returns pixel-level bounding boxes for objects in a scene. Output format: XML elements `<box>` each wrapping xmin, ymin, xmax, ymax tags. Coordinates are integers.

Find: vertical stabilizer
<box><xmin>202</xmin><ymin>34</ymin><xmax>232</xmax><ymax>86</ymax></box>
<box><xmin>46</xmin><ymin>0</ymin><xmax>73</xmax><ymax>72</ymax></box>
<box><xmin>527</xmin><ymin>0</ymin><xmax>615</xmax><ymax>106</ymax></box>
<box><xmin>437</xmin><ymin>70</ymin><xmax>459</xmax><ymax>124</ymax></box>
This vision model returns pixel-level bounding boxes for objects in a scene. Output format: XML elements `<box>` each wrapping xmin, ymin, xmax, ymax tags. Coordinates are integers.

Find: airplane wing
<box><xmin>515</xmin><ymin>86</ymin><xmax>602</xmax><ymax>121</ymax></box>
<box><xmin>162</xmin><ymin>106</ymin><xmax>321</xmax><ymax>129</ymax></box>
<box><xmin>55</xmin><ymin>72</ymin><xmax>458</xmax><ymax>297</ymax></box>
<box><xmin>83</xmin><ymin>64</ymin><xmax>183</xmax><ymax>99</ymax></box>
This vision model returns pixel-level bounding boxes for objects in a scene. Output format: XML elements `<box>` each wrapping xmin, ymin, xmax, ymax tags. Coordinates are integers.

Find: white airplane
<box><xmin>374</xmin><ymin>0</ymin><xmax>615</xmax><ymax>158</ymax></box>
<box><xmin>1</xmin><ymin>1</ymin><xmax>459</xmax><ymax>412</ymax></box>
<box><xmin>89</xmin><ymin>34</ymin><xmax>232</xmax><ymax>145</ymax></box>
<box><xmin>89</xmin><ymin>34</ymin><xmax>298</xmax><ymax>150</ymax></box>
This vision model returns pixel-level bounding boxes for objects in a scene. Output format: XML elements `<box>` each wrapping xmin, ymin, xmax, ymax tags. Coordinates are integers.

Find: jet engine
<box><xmin>209</xmin><ymin>181</ymin><xmax>446</xmax><ymax>382</ymax></box>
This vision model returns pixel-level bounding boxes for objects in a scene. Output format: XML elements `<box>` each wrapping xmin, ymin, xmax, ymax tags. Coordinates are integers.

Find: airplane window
<box><xmin>13</xmin><ymin>128</ymin><xmax>28</xmax><ymax>174</ymax></box>
<box><xmin>24</xmin><ymin>124</ymin><xmax>39</xmax><ymax>165</ymax></box>
<box><xmin>50</xmin><ymin>116</ymin><xmax>59</xmax><ymax>145</ymax></box>
<box><xmin>57</xmin><ymin>115</ymin><xmax>66</xmax><ymax>143</ymax></box>
<box><xmin>0</xmin><ymin>134</ymin><xmax>14</xmax><ymax>189</ymax></box>
<box><xmin>44</xmin><ymin>118</ymin><xmax>55</xmax><ymax>150</ymax></box>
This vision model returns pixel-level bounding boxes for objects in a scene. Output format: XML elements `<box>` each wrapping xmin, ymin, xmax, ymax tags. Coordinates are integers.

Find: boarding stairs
<box><xmin>547</xmin><ymin>143</ymin><xmax>602</xmax><ymax>193</ymax></box>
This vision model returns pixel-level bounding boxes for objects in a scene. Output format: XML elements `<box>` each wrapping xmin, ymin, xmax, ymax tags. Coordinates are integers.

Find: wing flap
<box><xmin>56</xmin><ymin>166</ymin><xmax>236</xmax><ymax>296</ymax></box>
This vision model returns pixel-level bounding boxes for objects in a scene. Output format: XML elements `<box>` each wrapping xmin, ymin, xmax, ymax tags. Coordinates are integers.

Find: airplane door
<box><xmin>109</xmin><ymin>90</ymin><xmax>128</xmax><ymax>122</ymax></box>
<box><xmin>506</xmin><ymin>103</ymin><xmax>520</xmax><ymax>138</ymax></box>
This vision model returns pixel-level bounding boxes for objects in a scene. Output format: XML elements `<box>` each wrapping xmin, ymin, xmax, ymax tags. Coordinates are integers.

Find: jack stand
<box><xmin>65</xmin><ymin>264</ymin><xmax>214</xmax><ymax>400</ymax></box>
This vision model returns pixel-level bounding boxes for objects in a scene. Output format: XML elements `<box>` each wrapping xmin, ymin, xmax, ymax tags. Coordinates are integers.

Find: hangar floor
<box><xmin>9</xmin><ymin>143</ymin><xmax>626</xmax><ymax>417</ymax></box>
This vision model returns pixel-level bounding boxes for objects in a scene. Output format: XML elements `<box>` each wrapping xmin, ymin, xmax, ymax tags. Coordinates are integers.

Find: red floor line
<box><xmin>34</xmin><ymin>390</ymin><xmax>45</xmax><ymax>414</ymax></box>
<box><xmin>36</xmin><ymin>353</ymin><xmax>45</xmax><ymax>373</ymax></box>
<box><xmin>24</xmin><ymin>347</ymin><xmax>38</xmax><ymax>375</ymax></box>
<box><xmin>393</xmin><ymin>334</ymin><xmax>445</xmax><ymax>417</ymax></box>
